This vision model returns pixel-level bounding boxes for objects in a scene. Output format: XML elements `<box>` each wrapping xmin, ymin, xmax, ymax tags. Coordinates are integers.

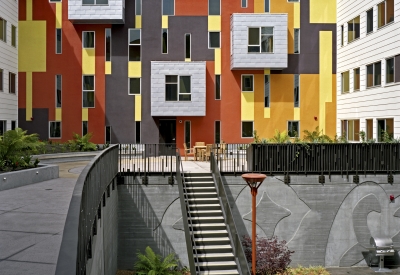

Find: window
<box><xmin>341</xmin><ymin>71</ymin><xmax>349</xmax><ymax>94</ymax></box>
<box><xmin>56</xmin><ymin>75</ymin><xmax>62</xmax><ymax>107</ymax></box>
<box><xmin>340</xmin><ymin>25</ymin><xmax>343</xmax><ymax>46</ymax></box>
<box><xmin>288</xmin><ymin>121</ymin><xmax>299</xmax><ymax>137</ymax></box>
<box><xmin>248</xmin><ymin>27</ymin><xmax>273</xmax><ymax>53</ymax></box>
<box><xmin>264</xmin><ymin>75</ymin><xmax>270</xmax><ymax>107</ymax></box>
<box><xmin>367</xmin><ymin>9</ymin><xmax>373</xmax><ymax>34</ymax></box>
<box><xmin>11</xmin><ymin>25</ymin><xmax>16</xmax><ymax>47</ymax></box>
<box><xmin>0</xmin><ymin>18</ymin><xmax>6</xmax><ymax>43</ymax></box>
<box><xmin>265</xmin><ymin>0</ymin><xmax>270</xmax><ymax>12</ymax></box>
<box><xmin>0</xmin><ymin>121</ymin><xmax>6</xmax><ymax>136</ymax></box>
<box><xmin>0</xmin><ymin>69</ymin><xmax>3</xmax><ymax>92</ymax></box>
<box><xmin>242</xmin><ymin>121</ymin><xmax>253</xmax><ymax>138</ymax></box>
<box><xmin>386</xmin><ymin>58</ymin><xmax>394</xmax><ymax>84</ymax></box>
<box><xmin>294</xmin><ymin>28</ymin><xmax>300</xmax><ymax>53</ymax></box>
<box><xmin>353</xmin><ymin>68</ymin><xmax>360</xmax><ymax>91</ymax></box>
<box><xmin>209</xmin><ymin>32</ymin><xmax>220</xmax><ymax>48</ymax></box>
<box><xmin>50</xmin><ymin>0</ymin><xmax>62</xmax><ymax>2</ymax></box>
<box><xmin>215</xmin><ymin>75</ymin><xmax>221</xmax><ymax>100</ymax></box>
<box><xmin>11</xmin><ymin>121</ymin><xmax>16</xmax><ymax>130</ymax></box>
<box><xmin>135</xmin><ymin>0</ymin><xmax>142</xmax><ymax>15</ymax></box>
<box><xmin>162</xmin><ymin>0</ymin><xmax>174</xmax><ymax>15</ymax></box>
<box><xmin>378</xmin><ymin>0</ymin><xmax>394</xmax><ymax>28</ymax></box>
<box><xmin>185</xmin><ymin>33</ymin><xmax>191</xmax><ymax>59</ymax></box>
<box><xmin>241</xmin><ymin>0</ymin><xmax>247</xmax><ymax>8</ymax></box>
<box><xmin>162</xmin><ymin>28</ymin><xmax>168</xmax><ymax>54</ymax></box>
<box><xmin>185</xmin><ymin>121</ymin><xmax>191</xmax><ymax>148</ymax></box>
<box><xmin>129</xmin><ymin>29</ymin><xmax>141</xmax><ymax>61</ymax></box>
<box><xmin>165</xmin><ymin>75</ymin><xmax>191</xmax><ymax>101</ymax></box>
<box><xmin>242</xmin><ymin>75</ymin><xmax>253</xmax><ymax>92</ymax></box>
<box><xmin>377</xmin><ymin>118</ymin><xmax>393</xmax><ymax>141</ymax></box>
<box><xmin>215</xmin><ymin>121</ymin><xmax>221</xmax><ymax>144</ymax></box>
<box><xmin>209</xmin><ymin>0</ymin><xmax>220</xmax><ymax>15</ymax></box>
<box><xmin>9</xmin><ymin>72</ymin><xmax>16</xmax><ymax>94</ymax></box>
<box><xmin>288</xmin><ymin>0</ymin><xmax>299</xmax><ymax>2</ymax></box>
<box><xmin>293</xmin><ymin>75</ymin><xmax>300</xmax><ymax>107</ymax></box>
<box><xmin>83</xmin><ymin>75</ymin><xmax>95</xmax><ymax>107</ymax></box>
<box><xmin>347</xmin><ymin>16</ymin><xmax>360</xmax><ymax>43</ymax></box>
<box><xmin>82</xmin><ymin>121</ymin><xmax>88</xmax><ymax>136</ymax></box>
<box><xmin>367</xmin><ymin>62</ymin><xmax>381</xmax><ymax>87</ymax></box>
<box><xmin>49</xmin><ymin>122</ymin><xmax>61</xmax><ymax>138</ymax></box>
<box><xmin>105</xmin><ymin>126</ymin><xmax>111</xmax><ymax>144</ymax></box>
<box><xmin>135</xmin><ymin>121</ymin><xmax>141</xmax><ymax>143</ymax></box>
<box><xmin>105</xmin><ymin>28</ymin><xmax>111</xmax><ymax>61</ymax></box>
<box><xmin>83</xmin><ymin>31</ymin><xmax>95</xmax><ymax>48</ymax></box>
<box><xmin>129</xmin><ymin>78</ymin><xmax>141</xmax><ymax>95</ymax></box>
<box><xmin>341</xmin><ymin>120</ymin><xmax>360</xmax><ymax>141</ymax></box>
<box><xmin>366</xmin><ymin>119</ymin><xmax>373</xmax><ymax>140</ymax></box>
<box><xmin>82</xmin><ymin>0</ymin><xmax>108</xmax><ymax>4</ymax></box>
<box><xmin>56</xmin><ymin>29</ymin><xmax>62</xmax><ymax>54</ymax></box>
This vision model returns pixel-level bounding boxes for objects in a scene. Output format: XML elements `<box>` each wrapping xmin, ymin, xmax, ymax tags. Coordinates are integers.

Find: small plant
<box><xmin>68</xmin><ymin>133</ymin><xmax>97</xmax><ymax>152</ymax></box>
<box><xmin>303</xmin><ymin>127</ymin><xmax>332</xmax><ymax>143</ymax></box>
<box><xmin>269</xmin><ymin>130</ymin><xmax>290</xmax><ymax>144</ymax></box>
<box><xmin>242</xmin><ymin>235</ymin><xmax>294</xmax><ymax>275</ymax></box>
<box><xmin>277</xmin><ymin>265</ymin><xmax>330</xmax><ymax>275</ymax></box>
<box><xmin>134</xmin><ymin>246</ymin><xmax>179</xmax><ymax>275</ymax></box>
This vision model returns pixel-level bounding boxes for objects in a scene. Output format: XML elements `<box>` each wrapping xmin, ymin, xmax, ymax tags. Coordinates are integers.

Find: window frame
<box><xmin>264</xmin><ymin>0</ymin><xmax>270</xmax><ymax>12</ymax></box>
<box><xmin>165</xmin><ymin>75</ymin><xmax>192</xmax><ymax>102</ymax></box>
<box><xmin>247</xmin><ymin>26</ymin><xmax>274</xmax><ymax>53</ymax></box>
<box><xmin>49</xmin><ymin>121</ymin><xmax>62</xmax><ymax>139</ymax></box>
<box><xmin>366</xmin><ymin>61</ymin><xmax>382</xmax><ymax>88</ymax></box>
<box><xmin>82</xmin><ymin>0</ymin><xmax>109</xmax><ymax>5</ymax></box>
<box><xmin>341</xmin><ymin>119</ymin><xmax>360</xmax><ymax>141</ymax></box>
<box><xmin>264</xmin><ymin>75</ymin><xmax>270</xmax><ymax>107</ymax></box>
<box><xmin>184</xmin><ymin>120</ymin><xmax>191</xmax><ymax>148</ymax></box>
<box><xmin>241</xmin><ymin>75</ymin><xmax>254</xmax><ymax>92</ymax></box>
<box><xmin>9</xmin><ymin>72</ymin><xmax>16</xmax><ymax>94</ymax></box>
<box><xmin>377</xmin><ymin>0</ymin><xmax>395</xmax><ymax>29</ymax></box>
<box><xmin>56</xmin><ymin>75</ymin><xmax>62</xmax><ymax>107</ymax></box>
<box><xmin>294</xmin><ymin>28</ymin><xmax>300</xmax><ymax>54</ymax></box>
<box><xmin>11</xmin><ymin>25</ymin><xmax>16</xmax><ymax>48</ymax></box>
<box><xmin>241</xmin><ymin>0</ymin><xmax>247</xmax><ymax>8</ymax></box>
<box><xmin>105</xmin><ymin>28</ymin><xmax>111</xmax><ymax>61</ymax></box>
<box><xmin>82</xmin><ymin>31</ymin><xmax>95</xmax><ymax>48</ymax></box>
<box><xmin>215</xmin><ymin>75</ymin><xmax>221</xmax><ymax>100</ymax></box>
<box><xmin>162</xmin><ymin>28</ymin><xmax>168</xmax><ymax>54</ymax></box>
<box><xmin>353</xmin><ymin>68</ymin><xmax>360</xmax><ymax>91</ymax></box>
<box><xmin>128</xmin><ymin>78</ymin><xmax>141</xmax><ymax>95</ymax></box>
<box><xmin>162</xmin><ymin>0</ymin><xmax>175</xmax><ymax>15</ymax></box>
<box><xmin>56</xmin><ymin>28</ymin><xmax>62</xmax><ymax>54</ymax></box>
<box><xmin>128</xmin><ymin>28</ymin><xmax>141</xmax><ymax>61</ymax></box>
<box><xmin>366</xmin><ymin>8</ymin><xmax>374</xmax><ymax>34</ymax></box>
<box><xmin>208</xmin><ymin>0</ymin><xmax>221</xmax><ymax>16</ymax></box>
<box><xmin>341</xmin><ymin>71</ymin><xmax>350</xmax><ymax>94</ymax></box>
<box><xmin>0</xmin><ymin>68</ymin><xmax>3</xmax><ymax>92</ymax></box>
<box><xmin>0</xmin><ymin>18</ymin><xmax>6</xmax><ymax>43</ymax></box>
<box><xmin>82</xmin><ymin>75</ymin><xmax>95</xmax><ymax>108</ymax></box>
<box><xmin>347</xmin><ymin>16</ymin><xmax>360</xmax><ymax>43</ymax></box>
<box><xmin>185</xmin><ymin>33</ymin><xmax>191</xmax><ymax>59</ymax></box>
<box><xmin>135</xmin><ymin>121</ymin><xmax>141</xmax><ymax>143</ymax></box>
<box><xmin>377</xmin><ymin>118</ymin><xmax>394</xmax><ymax>141</ymax></box>
<box><xmin>288</xmin><ymin>121</ymin><xmax>299</xmax><ymax>138</ymax></box>
<box><xmin>215</xmin><ymin>120</ymin><xmax>221</xmax><ymax>144</ymax></box>
<box><xmin>208</xmin><ymin>31</ymin><xmax>220</xmax><ymax>49</ymax></box>
<box><xmin>82</xmin><ymin>121</ymin><xmax>88</xmax><ymax>136</ymax></box>
<box><xmin>386</xmin><ymin>57</ymin><xmax>395</xmax><ymax>84</ymax></box>
<box><xmin>241</xmin><ymin>121</ymin><xmax>254</xmax><ymax>138</ymax></box>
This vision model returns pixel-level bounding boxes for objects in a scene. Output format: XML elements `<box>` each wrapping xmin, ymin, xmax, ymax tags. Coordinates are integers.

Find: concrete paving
<box><xmin>327</xmin><ymin>267</ymin><xmax>400</xmax><ymax>274</ymax></box>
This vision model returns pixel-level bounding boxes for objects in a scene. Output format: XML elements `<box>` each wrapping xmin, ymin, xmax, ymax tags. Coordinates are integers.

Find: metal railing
<box><xmin>213</xmin><ymin>143</ymin><xmax>250</xmax><ymax>174</ymax></box>
<box><xmin>55</xmin><ymin>145</ymin><xmax>119</xmax><ymax>275</ymax></box>
<box><xmin>176</xmin><ymin>150</ymin><xmax>200</xmax><ymax>275</ymax></box>
<box><xmin>210</xmin><ymin>152</ymin><xmax>251</xmax><ymax>275</ymax></box>
<box><xmin>249</xmin><ymin>143</ymin><xmax>400</xmax><ymax>175</ymax></box>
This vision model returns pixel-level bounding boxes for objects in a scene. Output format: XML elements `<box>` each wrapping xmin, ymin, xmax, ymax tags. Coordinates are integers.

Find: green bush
<box><xmin>68</xmin><ymin>133</ymin><xmax>97</xmax><ymax>151</ymax></box>
<box><xmin>134</xmin><ymin>246</ymin><xmax>179</xmax><ymax>275</ymax></box>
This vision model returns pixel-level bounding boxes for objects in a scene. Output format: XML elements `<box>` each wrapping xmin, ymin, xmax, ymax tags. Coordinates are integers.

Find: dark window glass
<box><xmin>386</xmin><ymin>58</ymin><xmax>394</xmax><ymax>83</ymax></box>
<box><xmin>242</xmin><ymin>122</ymin><xmax>253</xmax><ymax>138</ymax></box>
<box><xmin>9</xmin><ymin>73</ymin><xmax>15</xmax><ymax>94</ymax></box>
<box><xmin>83</xmin><ymin>92</ymin><xmax>95</xmax><ymax>107</ymax></box>
<box><xmin>179</xmin><ymin>76</ymin><xmax>191</xmax><ymax>101</ymax></box>
<box><xmin>83</xmin><ymin>76</ymin><xmax>94</xmax><ymax>90</ymax></box>
<box><xmin>56</xmin><ymin>75</ymin><xmax>62</xmax><ymax>107</ymax></box>
<box><xmin>11</xmin><ymin>25</ymin><xmax>16</xmax><ymax>47</ymax></box>
<box><xmin>242</xmin><ymin>75</ymin><xmax>253</xmax><ymax>91</ymax></box>
<box><xmin>129</xmin><ymin>29</ymin><xmax>141</xmax><ymax>44</ymax></box>
<box><xmin>129</xmin><ymin>46</ymin><xmax>141</xmax><ymax>61</ymax></box>
<box><xmin>248</xmin><ymin>28</ymin><xmax>259</xmax><ymax>45</ymax></box>
<box><xmin>377</xmin><ymin>119</ymin><xmax>385</xmax><ymax>141</ymax></box>
<box><xmin>341</xmin><ymin>25</ymin><xmax>343</xmax><ymax>46</ymax></box>
<box><xmin>0</xmin><ymin>18</ymin><xmax>6</xmax><ymax>42</ymax></box>
<box><xmin>82</xmin><ymin>0</ymin><xmax>94</xmax><ymax>3</ymax></box>
<box><xmin>50</xmin><ymin>122</ymin><xmax>61</xmax><ymax>138</ymax></box>
<box><xmin>347</xmin><ymin>16</ymin><xmax>360</xmax><ymax>43</ymax></box>
<box><xmin>105</xmin><ymin>126</ymin><xmax>111</xmax><ymax>143</ymax></box>
<box><xmin>165</xmin><ymin>75</ymin><xmax>178</xmax><ymax>101</ymax></box>
<box><xmin>366</xmin><ymin>119</ymin><xmax>373</xmax><ymax>140</ymax></box>
<box><xmin>105</xmin><ymin>28</ymin><xmax>111</xmax><ymax>61</ymax></box>
<box><xmin>387</xmin><ymin>0</ymin><xmax>394</xmax><ymax>24</ymax></box>
<box><xmin>56</xmin><ymin>29</ymin><xmax>62</xmax><ymax>54</ymax></box>
<box><xmin>11</xmin><ymin>121</ymin><xmax>16</xmax><ymax>130</ymax></box>
<box><xmin>288</xmin><ymin>121</ymin><xmax>299</xmax><ymax>137</ymax></box>
<box><xmin>209</xmin><ymin>0</ymin><xmax>220</xmax><ymax>15</ymax></box>
<box><xmin>185</xmin><ymin>121</ymin><xmax>191</xmax><ymax>148</ymax></box>
<box><xmin>135</xmin><ymin>121</ymin><xmax>141</xmax><ymax>143</ymax></box>
<box><xmin>241</xmin><ymin>0</ymin><xmax>247</xmax><ymax>8</ymax></box>
<box><xmin>163</xmin><ymin>0</ymin><xmax>174</xmax><ymax>15</ymax></box>
<box><xmin>135</xmin><ymin>0</ymin><xmax>142</xmax><ymax>15</ymax></box>
<box><xmin>215</xmin><ymin>75</ymin><xmax>221</xmax><ymax>100</ymax></box>
<box><xmin>162</xmin><ymin>29</ymin><xmax>168</xmax><ymax>54</ymax></box>
<box><xmin>294</xmin><ymin>29</ymin><xmax>300</xmax><ymax>53</ymax></box>
<box><xmin>342</xmin><ymin>71</ymin><xmax>349</xmax><ymax>93</ymax></box>
<box><xmin>294</xmin><ymin>74</ymin><xmax>299</xmax><ymax>107</ymax></box>
<box><xmin>209</xmin><ymin>32</ymin><xmax>220</xmax><ymax>48</ymax></box>
<box><xmin>264</xmin><ymin>0</ymin><xmax>269</xmax><ymax>12</ymax></box>
<box><xmin>96</xmin><ymin>0</ymin><xmax>108</xmax><ymax>4</ymax></box>
<box><xmin>0</xmin><ymin>69</ymin><xmax>3</xmax><ymax>91</ymax></box>
<box><xmin>367</xmin><ymin>64</ymin><xmax>374</xmax><ymax>87</ymax></box>
<box><xmin>374</xmin><ymin>62</ymin><xmax>381</xmax><ymax>86</ymax></box>
<box><xmin>264</xmin><ymin>75</ymin><xmax>270</xmax><ymax>107</ymax></box>
<box><xmin>367</xmin><ymin>9</ymin><xmax>373</xmax><ymax>34</ymax></box>
<box><xmin>83</xmin><ymin>32</ymin><xmax>94</xmax><ymax>48</ymax></box>
<box><xmin>215</xmin><ymin>121</ymin><xmax>221</xmax><ymax>144</ymax></box>
<box><xmin>354</xmin><ymin>68</ymin><xmax>360</xmax><ymax>91</ymax></box>
<box><xmin>129</xmin><ymin>78</ymin><xmax>141</xmax><ymax>94</ymax></box>
<box><xmin>82</xmin><ymin>121</ymin><xmax>88</xmax><ymax>136</ymax></box>
<box><xmin>0</xmin><ymin>121</ymin><xmax>6</xmax><ymax>135</ymax></box>
<box><xmin>185</xmin><ymin>34</ymin><xmax>191</xmax><ymax>59</ymax></box>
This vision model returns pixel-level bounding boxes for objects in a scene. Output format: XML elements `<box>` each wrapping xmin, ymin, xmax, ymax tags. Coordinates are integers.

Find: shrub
<box><xmin>134</xmin><ymin>246</ymin><xmax>179</xmax><ymax>275</ymax></box>
<box><xmin>242</xmin><ymin>235</ymin><xmax>294</xmax><ymax>275</ymax></box>
<box><xmin>68</xmin><ymin>133</ymin><xmax>97</xmax><ymax>151</ymax></box>
<box><xmin>277</xmin><ymin>265</ymin><xmax>330</xmax><ymax>275</ymax></box>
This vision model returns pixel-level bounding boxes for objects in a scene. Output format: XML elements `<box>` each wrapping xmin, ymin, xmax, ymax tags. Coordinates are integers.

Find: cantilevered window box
<box><xmin>68</xmin><ymin>0</ymin><xmax>125</xmax><ymax>24</ymax></box>
<box><xmin>230</xmin><ymin>13</ymin><xmax>288</xmax><ymax>70</ymax></box>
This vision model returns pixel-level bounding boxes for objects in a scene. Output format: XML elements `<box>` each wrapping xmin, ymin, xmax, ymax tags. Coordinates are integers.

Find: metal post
<box><xmin>251</xmin><ymin>186</ymin><xmax>257</xmax><ymax>275</ymax></box>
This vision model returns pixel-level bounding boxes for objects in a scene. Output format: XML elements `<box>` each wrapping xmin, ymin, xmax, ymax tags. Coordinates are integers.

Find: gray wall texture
<box><xmin>151</xmin><ymin>62</ymin><xmax>206</xmax><ymax>117</ymax></box>
<box><xmin>86</xmin><ymin>180</ymin><xmax>119</xmax><ymax>275</ymax></box>
<box><xmin>230</xmin><ymin>14</ymin><xmax>288</xmax><ymax>70</ymax></box>
<box><xmin>68</xmin><ymin>0</ymin><xmax>124</xmax><ymax>23</ymax></box>
<box><xmin>118</xmin><ymin>174</ymin><xmax>400</xmax><ymax>269</ymax></box>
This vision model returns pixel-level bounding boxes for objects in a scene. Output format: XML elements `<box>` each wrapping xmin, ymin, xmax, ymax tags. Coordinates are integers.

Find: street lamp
<box><xmin>241</xmin><ymin>173</ymin><xmax>267</xmax><ymax>275</ymax></box>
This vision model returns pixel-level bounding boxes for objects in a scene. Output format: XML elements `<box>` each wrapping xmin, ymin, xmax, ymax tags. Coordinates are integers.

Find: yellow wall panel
<box><xmin>82</xmin><ymin>108</ymin><xmax>88</xmax><ymax>121</ymax></box>
<box><xmin>185</xmin><ymin>58</ymin><xmax>191</xmax><ymax>62</ymax></box>
<box><xmin>294</xmin><ymin>3</ymin><xmax>300</xmax><ymax>28</ymax></box>
<box><xmin>319</xmin><ymin>31</ymin><xmax>333</xmax><ymax>134</ymax></box>
<box><xmin>105</xmin><ymin>61</ymin><xmax>112</xmax><ymax>75</ymax></box>
<box><xmin>299</xmin><ymin>74</ymin><xmax>319</xmax><ymax>135</ymax></box>
<box><xmin>128</xmin><ymin>62</ymin><xmax>142</xmax><ymax>78</ymax></box>
<box><xmin>270</xmin><ymin>0</ymin><xmax>294</xmax><ymax>54</ymax></box>
<box><xmin>26</xmin><ymin>72</ymin><xmax>32</xmax><ymax>121</ymax></box>
<box><xmin>264</xmin><ymin>108</ymin><xmax>270</xmax><ymax>118</ymax></box>
<box><xmin>19</xmin><ymin>21</ymin><xmax>46</xmax><ymax>72</ymax></box>
<box><xmin>135</xmin><ymin>95</ymin><xmax>142</xmax><ymax>121</ymax></box>
<box><xmin>208</xmin><ymin>16</ymin><xmax>221</xmax><ymax>31</ymax></box>
<box><xmin>294</xmin><ymin>108</ymin><xmax>300</xmax><ymax>120</ymax></box>
<box><xmin>254</xmin><ymin>0</ymin><xmax>264</xmax><ymax>13</ymax></box>
<box><xmin>214</xmin><ymin>49</ymin><xmax>221</xmax><ymax>75</ymax></box>
<box><xmin>135</xmin><ymin>15</ymin><xmax>142</xmax><ymax>29</ymax></box>
<box><xmin>55</xmin><ymin>108</ymin><xmax>62</xmax><ymax>121</ymax></box>
<box><xmin>241</xmin><ymin>92</ymin><xmax>254</xmax><ymax>121</ymax></box>
<box><xmin>264</xmin><ymin>69</ymin><xmax>270</xmax><ymax>75</ymax></box>
<box><xmin>82</xmin><ymin>49</ymin><xmax>96</xmax><ymax>75</ymax></box>
<box><xmin>310</xmin><ymin>0</ymin><xmax>336</xmax><ymax>23</ymax></box>
<box><xmin>162</xmin><ymin>15</ymin><xmax>168</xmax><ymax>29</ymax></box>
<box><xmin>56</xmin><ymin>3</ymin><xmax>62</xmax><ymax>28</ymax></box>
<box><xmin>26</xmin><ymin>0</ymin><xmax>32</xmax><ymax>21</ymax></box>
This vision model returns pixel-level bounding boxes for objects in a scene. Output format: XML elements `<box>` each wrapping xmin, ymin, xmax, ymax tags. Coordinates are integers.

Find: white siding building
<box><xmin>0</xmin><ymin>0</ymin><xmax>18</xmax><ymax>135</ymax></box>
<box><xmin>337</xmin><ymin>0</ymin><xmax>400</xmax><ymax>142</ymax></box>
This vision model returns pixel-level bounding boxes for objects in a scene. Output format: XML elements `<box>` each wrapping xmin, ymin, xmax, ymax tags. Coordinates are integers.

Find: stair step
<box><xmin>193</xmin><ymin>230</ymin><xmax>228</xmax><ymax>236</ymax></box>
<box><xmin>185</xmin><ymin>192</ymin><xmax>218</xmax><ymax>198</ymax></box>
<box><xmin>194</xmin><ymin>245</ymin><xmax>233</xmax><ymax>253</ymax></box>
<box><xmin>184</xmin><ymin>177</ymin><xmax>214</xmax><ymax>182</ymax></box>
<box><xmin>189</xmin><ymin>210</ymin><xmax>223</xmax><ymax>217</ymax></box>
<box><xmin>196</xmin><ymin>253</ymin><xmax>235</xmax><ymax>259</ymax></box>
<box><xmin>184</xmin><ymin>187</ymin><xmax>216</xmax><ymax>191</ymax></box>
<box><xmin>190</xmin><ymin>223</ymin><xmax>227</xmax><ymax>230</ymax></box>
<box><xmin>195</xmin><ymin>237</ymin><xmax>231</xmax><ymax>245</ymax></box>
<box><xmin>189</xmin><ymin>204</ymin><xmax>221</xmax><ymax>210</ymax></box>
<box><xmin>197</xmin><ymin>261</ymin><xmax>237</xmax><ymax>271</ymax></box>
<box><xmin>198</xmin><ymin>270</ymin><xmax>239</xmax><ymax>275</ymax></box>
<box><xmin>188</xmin><ymin>216</ymin><xmax>224</xmax><ymax>224</ymax></box>
<box><xmin>186</xmin><ymin>198</ymin><xmax>219</xmax><ymax>204</ymax></box>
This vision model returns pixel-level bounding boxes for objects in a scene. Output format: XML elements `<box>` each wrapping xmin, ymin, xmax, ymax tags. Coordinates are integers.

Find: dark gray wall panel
<box><xmin>18</xmin><ymin>108</ymin><xmax>49</xmax><ymax>140</ymax></box>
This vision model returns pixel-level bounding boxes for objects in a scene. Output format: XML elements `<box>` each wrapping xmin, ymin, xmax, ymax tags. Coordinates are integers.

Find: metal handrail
<box><xmin>55</xmin><ymin>145</ymin><xmax>118</xmax><ymax>275</ymax></box>
<box><xmin>175</xmin><ymin>149</ymin><xmax>200</xmax><ymax>275</ymax></box>
<box><xmin>210</xmin><ymin>152</ymin><xmax>251</xmax><ymax>275</ymax></box>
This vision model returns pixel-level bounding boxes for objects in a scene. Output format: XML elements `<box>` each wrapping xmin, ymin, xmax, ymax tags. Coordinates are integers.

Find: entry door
<box><xmin>159</xmin><ymin>120</ymin><xmax>176</xmax><ymax>155</ymax></box>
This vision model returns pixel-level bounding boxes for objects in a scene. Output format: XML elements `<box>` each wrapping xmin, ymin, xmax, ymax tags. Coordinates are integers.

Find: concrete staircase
<box><xmin>183</xmin><ymin>173</ymin><xmax>240</xmax><ymax>275</ymax></box>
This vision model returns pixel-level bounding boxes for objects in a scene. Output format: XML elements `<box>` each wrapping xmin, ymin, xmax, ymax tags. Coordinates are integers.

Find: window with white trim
<box><xmin>288</xmin><ymin>121</ymin><xmax>299</xmax><ymax>137</ymax></box>
<box><xmin>9</xmin><ymin>72</ymin><xmax>16</xmax><ymax>94</ymax></box>
<box><xmin>83</xmin><ymin>31</ymin><xmax>95</xmax><ymax>48</ymax></box>
<box><xmin>367</xmin><ymin>9</ymin><xmax>373</xmax><ymax>34</ymax></box>
<box><xmin>242</xmin><ymin>121</ymin><xmax>253</xmax><ymax>138</ymax></box>
<box><xmin>129</xmin><ymin>78</ymin><xmax>141</xmax><ymax>95</ymax></box>
<box><xmin>241</xmin><ymin>0</ymin><xmax>247</xmax><ymax>8</ymax></box>
<box><xmin>265</xmin><ymin>0</ymin><xmax>270</xmax><ymax>12</ymax></box>
<box><xmin>386</xmin><ymin>57</ymin><xmax>394</xmax><ymax>84</ymax></box>
<box><xmin>49</xmin><ymin>121</ymin><xmax>61</xmax><ymax>138</ymax></box>
<box><xmin>209</xmin><ymin>0</ymin><xmax>220</xmax><ymax>15</ymax></box>
<box><xmin>11</xmin><ymin>25</ymin><xmax>16</xmax><ymax>47</ymax></box>
<box><xmin>129</xmin><ymin>29</ymin><xmax>141</xmax><ymax>61</ymax></box>
<box><xmin>165</xmin><ymin>75</ymin><xmax>191</xmax><ymax>101</ymax></box>
<box><xmin>366</xmin><ymin>61</ymin><xmax>381</xmax><ymax>87</ymax></box>
<box><xmin>248</xmin><ymin>27</ymin><xmax>273</xmax><ymax>53</ymax></box>
<box><xmin>378</xmin><ymin>0</ymin><xmax>394</xmax><ymax>28</ymax></box>
<box><xmin>347</xmin><ymin>16</ymin><xmax>360</xmax><ymax>43</ymax></box>
<box><xmin>341</xmin><ymin>119</ymin><xmax>360</xmax><ymax>141</ymax></box>
<box><xmin>0</xmin><ymin>120</ymin><xmax>6</xmax><ymax>136</ymax></box>
<box><xmin>241</xmin><ymin>75</ymin><xmax>253</xmax><ymax>92</ymax></box>
<box><xmin>162</xmin><ymin>0</ymin><xmax>174</xmax><ymax>15</ymax></box>
<box><xmin>82</xmin><ymin>121</ymin><xmax>88</xmax><ymax>136</ymax></box>
<box><xmin>354</xmin><ymin>68</ymin><xmax>360</xmax><ymax>91</ymax></box>
<box><xmin>83</xmin><ymin>75</ymin><xmax>95</xmax><ymax>107</ymax></box>
<box><xmin>341</xmin><ymin>71</ymin><xmax>349</xmax><ymax>94</ymax></box>
<box><xmin>56</xmin><ymin>75</ymin><xmax>62</xmax><ymax>107</ymax></box>
<box><xmin>377</xmin><ymin>118</ymin><xmax>393</xmax><ymax>141</ymax></box>
<box><xmin>82</xmin><ymin>0</ymin><xmax>108</xmax><ymax>5</ymax></box>
<box><xmin>56</xmin><ymin>29</ymin><xmax>62</xmax><ymax>54</ymax></box>
<box><xmin>0</xmin><ymin>18</ymin><xmax>6</xmax><ymax>43</ymax></box>
<box><xmin>209</xmin><ymin>32</ymin><xmax>220</xmax><ymax>48</ymax></box>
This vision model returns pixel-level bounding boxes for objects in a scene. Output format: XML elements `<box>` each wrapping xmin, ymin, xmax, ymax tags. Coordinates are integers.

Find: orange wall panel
<box><xmin>270</xmin><ymin>0</ymin><xmax>294</xmax><ymax>54</ymax></box>
<box><xmin>175</xmin><ymin>0</ymin><xmax>208</xmax><ymax>16</ymax></box>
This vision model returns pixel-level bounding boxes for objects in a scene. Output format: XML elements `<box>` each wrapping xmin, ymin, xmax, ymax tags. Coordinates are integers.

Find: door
<box><xmin>159</xmin><ymin>120</ymin><xmax>176</xmax><ymax>155</ymax></box>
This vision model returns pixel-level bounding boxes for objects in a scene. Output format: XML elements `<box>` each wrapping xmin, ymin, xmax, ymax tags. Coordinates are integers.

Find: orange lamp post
<box><xmin>241</xmin><ymin>173</ymin><xmax>267</xmax><ymax>275</ymax></box>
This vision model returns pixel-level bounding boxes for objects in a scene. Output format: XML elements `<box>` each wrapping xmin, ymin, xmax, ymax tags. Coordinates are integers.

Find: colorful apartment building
<box><xmin>17</xmin><ymin>0</ymin><xmax>337</xmax><ymax>147</ymax></box>
<box><xmin>337</xmin><ymin>0</ymin><xmax>400</xmax><ymax>142</ymax></box>
<box><xmin>0</xmin><ymin>0</ymin><xmax>18</xmax><ymax>135</ymax></box>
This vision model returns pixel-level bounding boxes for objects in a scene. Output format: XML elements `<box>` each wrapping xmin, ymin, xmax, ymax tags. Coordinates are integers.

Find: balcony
<box><xmin>151</xmin><ymin>61</ymin><xmax>206</xmax><ymax>117</ymax></box>
<box><xmin>230</xmin><ymin>13</ymin><xmax>288</xmax><ymax>70</ymax></box>
<box><xmin>68</xmin><ymin>0</ymin><xmax>125</xmax><ymax>24</ymax></box>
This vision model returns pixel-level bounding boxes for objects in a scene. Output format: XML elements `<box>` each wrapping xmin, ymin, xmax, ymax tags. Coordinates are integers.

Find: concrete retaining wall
<box><xmin>0</xmin><ymin>164</ymin><xmax>59</xmax><ymax>191</ymax></box>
